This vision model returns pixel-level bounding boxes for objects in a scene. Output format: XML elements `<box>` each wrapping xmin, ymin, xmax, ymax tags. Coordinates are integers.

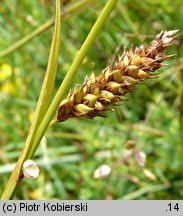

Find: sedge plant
<box><xmin>1</xmin><ymin>0</ymin><xmax>118</xmax><ymax>200</ymax></box>
<box><xmin>0</xmin><ymin>0</ymin><xmax>178</xmax><ymax>200</ymax></box>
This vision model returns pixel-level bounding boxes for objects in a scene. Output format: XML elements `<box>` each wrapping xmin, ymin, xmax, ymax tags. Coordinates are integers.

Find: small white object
<box><xmin>93</xmin><ymin>164</ymin><xmax>111</xmax><ymax>179</ymax></box>
<box><xmin>142</xmin><ymin>168</ymin><xmax>157</xmax><ymax>182</ymax></box>
<box><xmin>22</xmin><ymin>159</ymin><xmax>39</xmax><ymax>179</ymax></box>
<box><xmin>135</xmin><ymin>150</ymin><xmax>147</xmax><ymax>167</ymax></box>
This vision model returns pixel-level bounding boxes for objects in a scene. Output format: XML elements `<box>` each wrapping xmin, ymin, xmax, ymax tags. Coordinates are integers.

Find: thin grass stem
<box><xmin>1</xmin><ymin>0</ymin><xmax>118</xmax><ymax>200</ymax></box>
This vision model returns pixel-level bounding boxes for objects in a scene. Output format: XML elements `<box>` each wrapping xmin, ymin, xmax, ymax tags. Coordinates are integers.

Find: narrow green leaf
<box><xmin>24</xmin><ymin>0</ymin><xmax>61</xmax><ymax>154</ymax></box>
<box><xmin>1</xmin><ymin>0</ymin><xmax>118</xmax><ymax>200</ymax></box>
<box><xmin>29</xmin><ymin>0</ymin><xmax>118</xmax><ymax>157</ymax></box>
<box><xmin>34</xmin><ymin>0</ymin><xmax>61</xmax><ymax>126</ymax></box>
<box><xmin>1</xmin><ymin>0</ymin><xmax>61</xmax><ymax>200</ymax></box>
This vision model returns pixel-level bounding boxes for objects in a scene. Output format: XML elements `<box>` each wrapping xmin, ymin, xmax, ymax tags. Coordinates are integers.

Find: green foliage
<box><xmin>0</xmin><ymin>0</ymin><xmax>182</xmax><ymax>199</ymax></box>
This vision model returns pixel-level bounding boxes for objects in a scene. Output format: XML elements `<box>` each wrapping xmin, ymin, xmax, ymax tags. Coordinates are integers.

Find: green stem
<box><xmin>1</xmin><ymin>0</ymin><xmax>61</xmax><ymax>199</ymax></box>
<box><xmin>0</xmin><ymin>0</ymin><xmax>94</xmax><ymax>59</ymax></box>
<box><xmin>1</xmin><ymin>0</ymin><xmax>118</xmax><ymax>200</ymax></box>
<box><xmin>29</xmin><ymin>0</ymin><xmax>118</xmax><ymax>158</ymax></box>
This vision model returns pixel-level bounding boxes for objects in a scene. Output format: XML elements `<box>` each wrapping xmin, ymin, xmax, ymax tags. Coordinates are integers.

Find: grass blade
<box><xmin>1</xmin><ymin>0</ymin><xmax>61</xmax><ymax>200</ymax></box>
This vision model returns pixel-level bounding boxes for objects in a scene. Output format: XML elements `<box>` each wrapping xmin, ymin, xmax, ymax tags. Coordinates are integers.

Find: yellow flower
<box><xmin>1</xmin><ymin>81</ymin><xmax>15</xmax><ymax>95</ymax></box>
<box><xmin>0</xmin><ymin>64</ymin><xmax>12</xmax><ymax>80</ymax></box>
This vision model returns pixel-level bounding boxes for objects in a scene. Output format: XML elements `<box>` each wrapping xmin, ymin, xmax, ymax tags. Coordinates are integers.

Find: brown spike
<box><xmin>57</xmin><ymin>30</ymin><xmax>178</xmax><ymax>122</ymax></box>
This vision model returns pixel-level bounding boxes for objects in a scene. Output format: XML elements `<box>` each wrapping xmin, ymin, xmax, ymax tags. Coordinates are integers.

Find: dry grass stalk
<box><xmin>57</xmin><ymin>30</ymin><xmax>178</xmax><ymax>122</ymax></box>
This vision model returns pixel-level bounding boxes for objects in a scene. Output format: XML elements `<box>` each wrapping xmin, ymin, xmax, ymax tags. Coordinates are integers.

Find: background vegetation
<box><xmin>0</xmin><ymin>0</ymin><xmax>182</xmax><ymax>199</ymax></box>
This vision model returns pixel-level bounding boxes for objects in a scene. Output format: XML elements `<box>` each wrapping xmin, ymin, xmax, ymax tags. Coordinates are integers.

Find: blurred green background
<box><xmin>0</xmin><ymin>0</ymin><xmax>183</xmax><ymax>199</ymax></box>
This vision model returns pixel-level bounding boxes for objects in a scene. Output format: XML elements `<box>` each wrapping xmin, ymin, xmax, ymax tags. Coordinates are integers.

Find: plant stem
<box><xmin>1</xmin><ymin>0</ymin><xmax>61</xmax><ymax>199</ymax></box>
<box><xmin>1</xmin><ymin>0</ymin><xmax>118</xmax><ymax>200</ymax></box>
<box><xmin>28</xmin><ymin>0</ymin><xmax>118</xmax><ymax>157</ymax></box>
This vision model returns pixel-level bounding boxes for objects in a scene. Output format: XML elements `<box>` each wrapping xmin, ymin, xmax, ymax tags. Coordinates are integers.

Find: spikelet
<box><xmin>57</xmin><ymin>30</ymin><xmax>178</xmax><ymax>122</ymax></box>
